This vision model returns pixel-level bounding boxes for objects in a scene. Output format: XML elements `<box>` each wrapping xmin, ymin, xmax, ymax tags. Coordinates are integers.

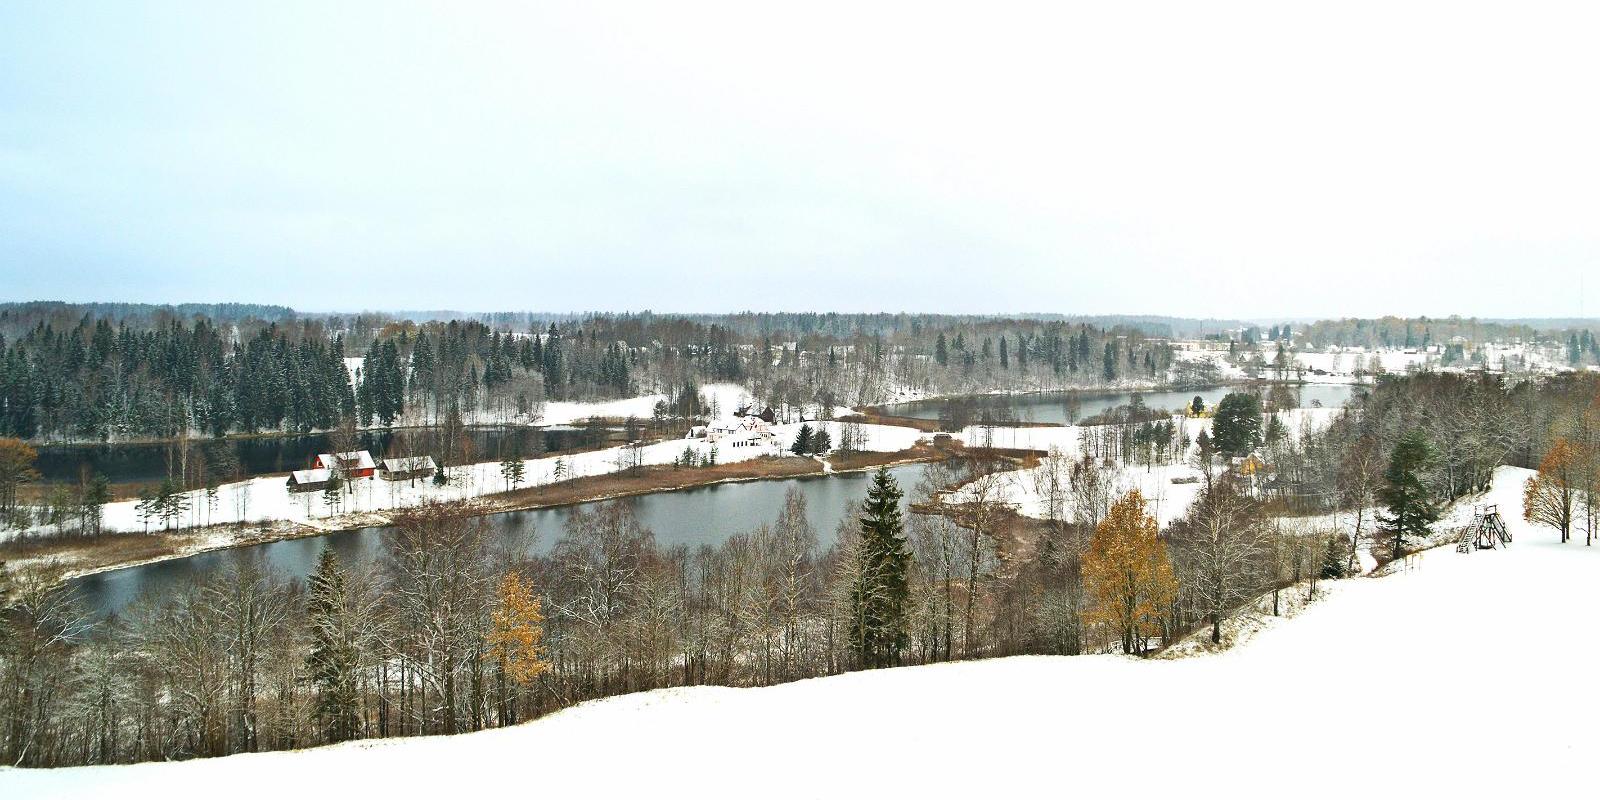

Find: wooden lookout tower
<box><xmin>1455</xmin><ymin>504</ymin><xmax>1511</xmax><ymax>553</ymax></box>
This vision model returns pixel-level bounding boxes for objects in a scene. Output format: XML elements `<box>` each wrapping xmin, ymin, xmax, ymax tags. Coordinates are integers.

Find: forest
<box><xmin>4</xmin><ymin>368</ymin><xmax>1598</xmax><ymax>768</ymax></box>
<box><xmin>0</xmin><ymin>303</ymin><xmax>1178</xmax><ymax>443</ymax></box>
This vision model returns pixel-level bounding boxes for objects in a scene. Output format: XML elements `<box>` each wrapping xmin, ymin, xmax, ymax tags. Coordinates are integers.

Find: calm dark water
<box><xmin>34</xmin><ymin>426</ymin><xmax>612</xmax><ymax>486</ymax></box>
<box><xmin>69</xmin><ymin>463</ymin><xmax>934</xmax><ymax>617</ymax></box>
<box><xmin>880</xmin><ymin>384</ymin><xmax>1357</xmax><ymax>425</ymax></box>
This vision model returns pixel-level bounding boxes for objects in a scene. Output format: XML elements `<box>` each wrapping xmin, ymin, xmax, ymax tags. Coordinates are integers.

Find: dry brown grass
<box><xmin>824</xmin><ymin>443</ymin><xmax>946</xmax><ymax>471</ymax></box>
<box><xmin>838</xmin><ymin>412</ymin><xmax>945</xmax><ymax>433</ymax></box>
<box><xmin>483</xmin><ymin>456</ymin><xmax>826</xmax><ymax>511</ymax></box>
<box><xmin>0</xmin><ymin>530</ymin><xmax>186</xmax><ymax>582</ymax></box>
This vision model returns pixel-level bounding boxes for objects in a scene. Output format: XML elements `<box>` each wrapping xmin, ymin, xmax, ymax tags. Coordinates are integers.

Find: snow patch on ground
<box><xmin>538</xmin><ymin>393</ymin><xmax>665</xmax><ymax>426</ymax></box>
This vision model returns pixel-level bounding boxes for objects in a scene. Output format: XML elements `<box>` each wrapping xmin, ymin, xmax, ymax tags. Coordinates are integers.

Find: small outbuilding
<box><xmin>378</xmin><ymin>456</ymin><xmax>438</xmax><ymax>482</ymax></box>
<box><xmin>287</xmin><ymin>468</ymin><xmax>334</xmax><ymax>493</ymax></box>
<box><xmin>735</xmin><ymin>404</ymin><xmax>778</xmax><ymax>424</ymax></box>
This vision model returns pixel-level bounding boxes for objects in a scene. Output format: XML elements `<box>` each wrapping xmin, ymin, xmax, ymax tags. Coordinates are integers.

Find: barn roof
<box><xmin>289</xmin><ymin>468</ymin><xmax>332</xmax><ymax>484</ymax></box>
<box><xmin>318</xmin><ymin>450</ymin><xmax>376</xmax><ymax>470</ymax></box>
<box><xmin>380</xmin><ymin>456</ymin><xmax>437</xmax><ymax>472</ymax></box>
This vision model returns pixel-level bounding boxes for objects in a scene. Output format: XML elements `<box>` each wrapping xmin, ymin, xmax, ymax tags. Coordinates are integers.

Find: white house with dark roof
<box><xmin>705</xmin><ymin>415</ymin><xmax>775</xmax><ymax>449</ymax></box>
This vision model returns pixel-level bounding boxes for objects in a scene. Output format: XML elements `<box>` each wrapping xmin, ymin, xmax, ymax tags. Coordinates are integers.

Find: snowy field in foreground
<box><xmin>6</xmin><ymin>466</ymin><xmax>1593</xmax><ymax>799</ymax></box>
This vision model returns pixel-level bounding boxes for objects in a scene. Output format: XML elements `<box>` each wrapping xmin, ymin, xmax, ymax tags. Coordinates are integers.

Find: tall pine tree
<box><xmin>306</xmin><ymin>548</ymin><xmax>361</xmax><ymax>743</ymax></box>
<box><xmin>851</xmin><ymin>468</ymin><xmax>910</xmax><ymax>668</ymax></box>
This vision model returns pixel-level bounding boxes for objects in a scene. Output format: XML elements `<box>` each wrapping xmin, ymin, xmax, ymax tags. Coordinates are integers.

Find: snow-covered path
<box><xmin>6</xmin><ymin>466</ymin><xmax>1595</xmax><ymax>799</ymax></box>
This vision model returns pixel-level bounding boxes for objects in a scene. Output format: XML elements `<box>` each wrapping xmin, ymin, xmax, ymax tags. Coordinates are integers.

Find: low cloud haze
<box><xmin>1</xmin><ymin>2</ymin><xmax>1596</xmax><ymax>317</ymax></box>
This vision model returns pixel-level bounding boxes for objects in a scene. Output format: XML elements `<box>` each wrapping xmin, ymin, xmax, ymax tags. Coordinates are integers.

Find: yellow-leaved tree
<box><xmin>487</xmin><ymin>571</ymin><xmax>550</xmax><ymax>724</ymax></box>
<box><xmin>1082</xmin><ymin>489</ymin><xmax>1177</xmax><ymax>655</ymax></box>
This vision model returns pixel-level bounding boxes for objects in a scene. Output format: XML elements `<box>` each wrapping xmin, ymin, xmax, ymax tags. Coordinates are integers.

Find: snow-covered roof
<box><xmin>380</xmin><ymin>456</ymin><xmax>437</xmax><ymax>472</ymax></box>
<box><xmin>317</xmin><ymin>451</ymin><xmax>376</xmax><ymax>470</ymax></box>
<box><xmin>289</xmin><ymin>468</ymin><xmax>332</xmax><ymax>484</ymax></box>
<box><xmin>709</xmin><ymin>416</ymin><xmax>769</xmax><ymax>434</ymax></box>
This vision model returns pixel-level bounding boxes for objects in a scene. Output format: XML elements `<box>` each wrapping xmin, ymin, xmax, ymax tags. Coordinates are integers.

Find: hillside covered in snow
<box><xmin>7</xmin><ymin>465</ymin><xmax>1591</xmax><ymax>799</ymax></box>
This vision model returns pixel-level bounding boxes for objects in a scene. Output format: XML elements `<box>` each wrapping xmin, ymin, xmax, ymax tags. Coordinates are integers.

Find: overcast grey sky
<box><xmin>1</xmin><ymin>2</ymin><xmax>1596</xmax><ymax>318</ymax></box>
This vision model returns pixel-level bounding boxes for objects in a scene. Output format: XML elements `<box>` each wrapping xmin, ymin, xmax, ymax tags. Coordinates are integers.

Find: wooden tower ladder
<box><xmin>1456</xmin><ymin>504</ymin><xmax>1511</xmax><ymax>553</ymax></box>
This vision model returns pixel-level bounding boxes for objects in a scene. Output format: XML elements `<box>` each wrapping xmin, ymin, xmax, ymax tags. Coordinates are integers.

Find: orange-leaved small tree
<box><xmin>1525</xmin><ymin>438</ymin><xmax>1580</xmax><ymax>544</ymax></box>
<box><xmin>487</xmin><ymin>571</ymin><xmax>550</xmax><ymax>724</ymax></box>
<box><xmin>1082</xmin><ymin>489</ymin><xmax>1178</xmax><ymax>655</ymax></box>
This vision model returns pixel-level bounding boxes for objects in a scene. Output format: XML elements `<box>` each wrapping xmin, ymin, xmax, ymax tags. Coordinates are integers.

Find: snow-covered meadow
<box><xmin>8</xmin><ymin>465</ymin><xmax>1590</xmax><ymax>799</ymax></box>
<box><xmin>952</xmin><ymin>407</ymin><xmax>1341</xmax><ymax>527</ymax></box>
<box><xmin>1173</xmin><ymin>341</ymin><xmax>1572</xmax><ymax>386</ymax></box>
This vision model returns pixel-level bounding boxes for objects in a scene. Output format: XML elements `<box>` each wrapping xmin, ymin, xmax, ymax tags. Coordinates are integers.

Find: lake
<box><xmin>878</xmin><ymin>384</ymin><xmax>1357</xmax><ymax>426</ymax></box>
<box><xmin>68</xmin><ymin>462</ymin><xmax>935</xmax><ymax>617</ymax></box>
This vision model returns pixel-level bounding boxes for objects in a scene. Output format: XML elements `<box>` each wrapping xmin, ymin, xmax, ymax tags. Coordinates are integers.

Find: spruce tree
<box><xmin>851</xmin><ymin>468</ymin><xmax>910</xmax><ymax>668</ymax></box>
<box><xmin>501</xmin><ymin>451</ymin><xmax>525</xmax><ymax>491</ymax></box>
<box><xmin>810</xmin><ymin>427</ymin><xmax>831</xmax><ymax>455</ymax></box>
<box><xmin>307</xmin><ymin>548</ymin><xmax>361</xmax><ymax>743</ymax></box>
<box><xmin>791</xmin><ymin>423</ymin><xmax>813</xmax><ymax>455</ymax></box>
<box><xmin>321</xmin><ymin>475</ymin><xmax>343</xmax><ymax>516</ymax></box>
<box><xmin>1378</xmin><ymin>429</ymin><xmax>1440</xmax><ymax>560</ymax></box>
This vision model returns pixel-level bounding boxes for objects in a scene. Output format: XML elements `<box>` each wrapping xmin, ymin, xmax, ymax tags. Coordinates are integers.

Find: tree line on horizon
<box><xmin>0</xmin><ymin>307</ymin><xmax>1177</xmax><ymax>444</ymax></box>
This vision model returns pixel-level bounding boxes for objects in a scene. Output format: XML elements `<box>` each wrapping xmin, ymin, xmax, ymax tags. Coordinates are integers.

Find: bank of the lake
<box><xmin>67</xmin><ymin>459</ymin><xmax>945</xmax><ymax>617</ymax></box>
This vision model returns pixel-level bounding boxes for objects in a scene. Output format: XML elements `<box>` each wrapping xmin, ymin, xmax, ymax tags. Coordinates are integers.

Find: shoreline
<box><xmin>9</xmin><ymin>443</ymin><xmax>964</xmax><ymax>587</ymax></box>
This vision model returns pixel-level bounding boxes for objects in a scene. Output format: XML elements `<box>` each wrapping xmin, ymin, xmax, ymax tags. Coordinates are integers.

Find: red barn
<box><xmin>316</xmin><ymin>450</ymin><xmax>376</xmax><ymax>479</ymax></box>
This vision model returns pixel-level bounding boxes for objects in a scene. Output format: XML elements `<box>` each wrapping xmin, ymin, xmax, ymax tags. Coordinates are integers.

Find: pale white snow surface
<box><xmin>463</xmin><ymin>382</ymin><xmax>752</xmax><ymax>427</ymax></box>
<box><xmin>6</xmin><ymin>466</ymin><xmax>1593</xmax><ymax>799</ymax></box>
<box><xmin>536</xmin><ymin>393</ymin><xmax>665</xmax><ymax>426</ymax></box>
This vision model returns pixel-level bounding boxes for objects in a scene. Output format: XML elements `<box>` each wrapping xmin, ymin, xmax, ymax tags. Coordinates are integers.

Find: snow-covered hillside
<box><xmin>9</xmin><ymin>466</ymin><xmax>1592</xmax><ymax>799</ymax></box>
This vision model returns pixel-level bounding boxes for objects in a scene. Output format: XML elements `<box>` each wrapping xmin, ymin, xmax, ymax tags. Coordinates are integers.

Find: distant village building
<box><xmin>706</xmin><ymin>416</ymin><xmax>775</xmax><ymax>449</ymax></box>
<box><xmin>287</xmin><ymin>468</ymin><xmax>334</xmax><ymax>493</ymax></box>
<box><xmin>735</xmin><ymin>403</ymin><xmax>777</xmax><ymax>423</ymax></box>
<box><xmin>316</xmin><ymin>451</ymin><xmax>376</xmax><ymax>479</ymax></box>
<box><xmin>378</xmin><ymin>456</ymin><xmax>437</xmax><ymax>482</ymax></box>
